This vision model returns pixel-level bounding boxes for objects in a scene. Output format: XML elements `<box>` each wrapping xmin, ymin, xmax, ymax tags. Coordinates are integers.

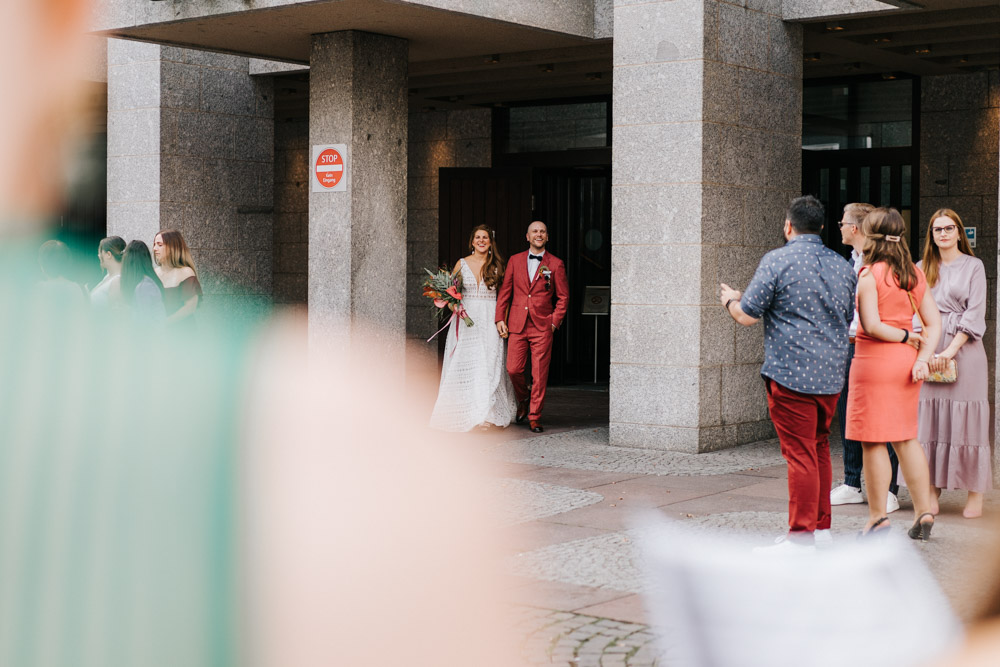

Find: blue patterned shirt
<box><xmin>740</xmin><ymin>235</ymin><xmax>856</xmax><ymax>395</ymax></box>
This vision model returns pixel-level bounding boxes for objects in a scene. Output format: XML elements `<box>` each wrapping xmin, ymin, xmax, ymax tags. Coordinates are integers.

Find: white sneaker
<box><xmin>830</xmin><ymin>484</ymin><xmax>864</xmax><ymax>505</ymax></box>
<box><xmin>886</xmin><ymin>491</ymin><xmax>900</xmax><ymax>514</ymax></box>
<box><xmin>814</xmin><ymin>529</ymin><xmax>833</xmax><ymax>547</ymax></box>
<box><xmin>752</xmin><ymin>535</ymin><xmax>816</xmax><ymax>555</ymax></box>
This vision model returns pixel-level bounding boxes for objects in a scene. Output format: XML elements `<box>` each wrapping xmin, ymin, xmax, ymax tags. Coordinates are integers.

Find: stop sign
<box><xmin>314</xmin><ymin>147</ymin><xmax>345</xmax><ymax>189</ymax></box>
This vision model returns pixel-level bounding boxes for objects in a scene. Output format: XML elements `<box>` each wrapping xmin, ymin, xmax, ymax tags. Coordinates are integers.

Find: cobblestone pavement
<box><xmin>491</xmin><ymin>423</ymin><xmax>1000</xmax><ymax>665</ymax></box>
<box><xmin>484</xmin><ymin>428</ymin><xmax>787</xmax><ymax>475</ymax></box>
<box><xmin>512</xmin><ymin>607</ymin><xmax>667</xmax><ymax>666</ymax></box>
<box><xmin>491</xmin><ymin>478</ymin><xmax>604</xmax><ymax>525</ymax></box>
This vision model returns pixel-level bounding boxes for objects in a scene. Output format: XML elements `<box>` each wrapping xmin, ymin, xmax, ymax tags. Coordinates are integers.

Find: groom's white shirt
<box><xmin>527</xmin><ymin>249</ymin><xmax>545</xmax><ymax>281</ymax></box>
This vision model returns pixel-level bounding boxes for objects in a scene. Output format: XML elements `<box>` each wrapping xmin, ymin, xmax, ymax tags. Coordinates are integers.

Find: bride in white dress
<box><xmin>430</xmin><ymin>225</ymin><xmax>517</xmax><ymax>431</ymax></box>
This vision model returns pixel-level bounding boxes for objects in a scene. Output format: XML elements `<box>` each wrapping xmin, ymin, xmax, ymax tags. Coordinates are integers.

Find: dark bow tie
<box><xmin>529</xmin><ymin>254</ymin><xmax>543</xmax><ymax>261</ymax></box>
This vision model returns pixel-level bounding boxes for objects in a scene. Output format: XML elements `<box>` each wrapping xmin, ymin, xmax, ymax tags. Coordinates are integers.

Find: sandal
<box><xmin>857</xmin><ymin>516</ymin><xmax>890</xmax><ymax>541</ymax></box>
<box><xmin>908</xmin><ymin>512</ymin><xmax>935</xmax><ymax>541</ymax></box>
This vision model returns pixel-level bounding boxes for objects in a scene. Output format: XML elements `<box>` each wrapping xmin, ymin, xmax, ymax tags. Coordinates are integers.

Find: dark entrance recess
<box><xmin>800</xmin><ymin>76</ymin><xmax>920</xmax><ymax>261</ymax></box>
<box><xmin>437</xmin><ymin>166</ymin><xmax>612</xmax><ymax>385</ymax></box>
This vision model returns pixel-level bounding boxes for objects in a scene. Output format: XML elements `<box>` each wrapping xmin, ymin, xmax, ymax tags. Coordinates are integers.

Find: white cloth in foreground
<box><xmin>635</xmin><ymin>515</ymin><xmax>961</xmax><ymax>667</ymax></box>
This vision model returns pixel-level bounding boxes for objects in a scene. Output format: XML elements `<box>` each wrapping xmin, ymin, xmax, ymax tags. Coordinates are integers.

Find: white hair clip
<box><xmin>885</xmin><ymin>235</ymin><xmax>901</xmax><ymax>242</ymax></box>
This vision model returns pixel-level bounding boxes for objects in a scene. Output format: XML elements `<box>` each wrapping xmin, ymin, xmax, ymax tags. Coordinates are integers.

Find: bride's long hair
<box><xmin>468</xmin><ymin>224</ymin><xmax>505</xmax><ymax>289</ymax></box>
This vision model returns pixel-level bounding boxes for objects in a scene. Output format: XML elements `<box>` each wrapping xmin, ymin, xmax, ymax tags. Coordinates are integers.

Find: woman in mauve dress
<box><xmin>917</xmin><ymin>208</ymin><xmax>992</xmax><ymax>519</ymax></box>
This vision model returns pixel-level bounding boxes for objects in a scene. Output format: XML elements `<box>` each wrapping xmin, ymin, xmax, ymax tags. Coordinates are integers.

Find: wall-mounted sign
<box><xmin>312</xmin><ymin>144</ymin><xmax>348</xmax><ymax>192</ymax></box>
<box><xmin>965</xmin><ymin>226</ymin><xmax>976</xmax><ymax>249</ymax></box>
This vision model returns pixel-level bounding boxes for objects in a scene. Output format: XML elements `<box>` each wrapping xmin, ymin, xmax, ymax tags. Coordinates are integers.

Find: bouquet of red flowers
<box><xmin>422</xmin><ymin>266</ymin><xmax>473</xmax><ymax>342</ymax></box>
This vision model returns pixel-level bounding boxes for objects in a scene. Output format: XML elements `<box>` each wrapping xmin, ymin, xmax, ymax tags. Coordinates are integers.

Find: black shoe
<box><xmin>908</xmin><ymin>513</ymin><xmax>934</xmax><ymax>541</ymax></box>
<box><xmin>515</xmin><ymin>400</ymin><xmax>528</xmax><ymax>424</ymax></box>
<box><xmin>529</xmin><ymin>420</ymin><xmax>543</xmax><ymax>433</ymax></box>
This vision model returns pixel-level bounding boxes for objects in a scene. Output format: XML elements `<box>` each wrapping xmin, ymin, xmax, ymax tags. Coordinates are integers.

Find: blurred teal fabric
<box><xmin>0</xmin><ymin>237</ymin><xmax>253</xmax><ymax>667</ymax></box>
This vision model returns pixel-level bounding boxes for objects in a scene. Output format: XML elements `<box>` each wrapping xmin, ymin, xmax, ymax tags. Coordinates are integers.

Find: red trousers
<box><xmin>765</xmin><ymin>379</ymin><xmax>839</xmax><ymax>540</ymax></box>
<box><xmin>506</xmin><ymin>323</ymin><xmax>553</xmax><ymax>421</ymax></box>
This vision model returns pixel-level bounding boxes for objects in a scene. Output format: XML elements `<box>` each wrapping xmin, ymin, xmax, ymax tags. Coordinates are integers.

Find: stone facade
<box><xmin>610</xmin><ymin>0</ymin><xmax>801</xmax><ymax>453</ymax></box>
<box><xmin>308</xmin><ymin>32</ymin><xmax>408</xmax><ymax>354</ymax></box>
<box><xmin>406</xmin><ymin>108</ymin><xmax>492</xmax><ymax>351</ymax></box>
<box><xmin>919</xmin><ymin>70</ymin><xmax>1000</xmax><ymax>476</ymax></box>
<box><xmin>107</xmin><ymin>39</ymin><xmax>274</xmax><ymax>316</ymax></box>
<box><xmin>273</xmin><ymin>113</ymin><xmax>309</xmax><ymax>311</ymax></box>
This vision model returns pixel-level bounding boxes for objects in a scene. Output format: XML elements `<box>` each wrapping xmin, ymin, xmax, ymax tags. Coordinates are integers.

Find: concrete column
<box><xmin>309</xmin><ymin>31</ymin><xmax>408</xmax><ymax>354</ymax></box>
<box><xmin>610</xmin><ymin>0</ymin><xmax>802</xmax><ymax>452</ymax></box>
<box><xmin>106</xmin><ymin>39</ymin><xmax>274</xmax><ymax>315</ymax></box>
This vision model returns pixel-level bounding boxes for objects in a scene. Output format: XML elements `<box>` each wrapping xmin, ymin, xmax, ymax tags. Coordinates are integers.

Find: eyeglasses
<box><xmin>932</xmin><ymin>225</ymin><xmax>958</xmax><ymax>235</ymax></box>
<box><xmin>837</xmin><ymin>220</ymin><xmax>853</xmax><ymax>229</ymax></box>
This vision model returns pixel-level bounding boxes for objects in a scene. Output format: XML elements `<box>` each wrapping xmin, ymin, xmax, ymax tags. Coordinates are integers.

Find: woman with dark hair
<box><xmin>917</xmin><ymin>209</ymin><xmax>991</xmax><ymax>519</ymax></box>
<box><xmin>121</xmin><ymin>240</ymin><xmax>166</xmax><ymax>325</ymax></box>
<box><xmin>90</xmin><ymin>236</ymin><xmax>125</xmax><ymax>308</ymax></box>
<box><xmin>152</xmin><ymin>229</ymin><xmax>202</xmax><ymax>325</ymax></box>
<box><xmin>429</xmin><ymin>224</ymin><xmax>516</xmax><ymax>432</ymax></box>
<box><xmin>846</xmin><ymin>207</ymin><xmax>942</xmax><ymax>539</ymax></box>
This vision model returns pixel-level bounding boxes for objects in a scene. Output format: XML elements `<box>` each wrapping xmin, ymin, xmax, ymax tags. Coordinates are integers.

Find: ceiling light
<box><xmin>539</xmin><ymin>64</ymin><xmax>554</xmax><ymax>73</ymax></box>
<box><xmin>485</xmin><ymin>54</ymin><xmax>500</xmax><ymax>64</ymax></box>
<box><xmin>585</xmin><ymin>72</ymin><xmax>603</xmax><ymax>81</ymax></box>
<box><xmin>881</xmin><ymin>72</ymin><xmax>897</xmax><ymax>80</ymax></box>
<box><xmin>914</xmin><ymin>45</ymin><xmax>932</xmax><ymax>55</ymax></box>
<box><xmin>873</xmin><ymin>35</ymin><xmax>891</xmax><ymax>44</ymax></box>
<box><xmin>825</xmin><ymin>22</ymin><xmax>845</xmax><ymax>32</ymax></box>
<box><xmin>803</xmin><ymin>53</ymin><xmax>822</xmax><ymax>62</ymax></box>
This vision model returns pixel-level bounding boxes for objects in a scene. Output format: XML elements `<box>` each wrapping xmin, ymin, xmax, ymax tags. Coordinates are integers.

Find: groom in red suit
<box><xmin>496</xmin><ymin>221</ymin><xmax>569</xmax><ymax>433</ymax></box>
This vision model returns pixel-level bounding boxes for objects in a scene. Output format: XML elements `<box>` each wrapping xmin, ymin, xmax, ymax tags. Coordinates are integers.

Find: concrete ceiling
<box><xmin>799</xmin><ymin>0</ymin><xmax>1000</xmax><ymax>78</ymax></box>
<box><xmin>99</xmin><ymin>0</ymin><xmax>594</xmax><ymax>64</ymax></box>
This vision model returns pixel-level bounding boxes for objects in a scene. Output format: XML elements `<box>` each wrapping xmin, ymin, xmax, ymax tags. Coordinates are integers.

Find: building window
<box><xmin>803</xmin><ymin>79</ymin><xmax>913</xmax><ymax>151</ymax></box>
<box><xmin>499</xmin><ymin>100</ymin><xmax>610</xmax><ymax>154</ymax></box>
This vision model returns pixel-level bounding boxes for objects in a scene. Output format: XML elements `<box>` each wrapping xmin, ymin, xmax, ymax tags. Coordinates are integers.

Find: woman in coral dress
<box><xmin>846</xmin><ymin>207</ymin><xmax>941</xmax><ymax>539</ymax></box>
<box><xmin>917</xmin><ymin>209</ymin><xmax>992</xmax><ymax>519</ymax></box>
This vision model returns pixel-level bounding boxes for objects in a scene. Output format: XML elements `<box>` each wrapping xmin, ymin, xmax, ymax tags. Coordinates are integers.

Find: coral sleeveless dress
<box><xmin>845</xmin><ymin>262</ymin><xmax>927</xmax><ymax>442</ymax></box>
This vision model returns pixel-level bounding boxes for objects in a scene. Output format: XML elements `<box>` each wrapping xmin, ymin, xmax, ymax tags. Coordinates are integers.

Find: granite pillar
<box><xmin>610</xmin><ymin>0</ymin><xmax>802</xmax><ymax>452</ymax></box>
<box><xmin>106</xmin><ymin>39</ymin><xmax>274</xmax><ymax>314</ymax></box>
<box><xmin>308</xmin><ymin>32</ymin><xmax>408</xmax><ymax>354</ymax></box>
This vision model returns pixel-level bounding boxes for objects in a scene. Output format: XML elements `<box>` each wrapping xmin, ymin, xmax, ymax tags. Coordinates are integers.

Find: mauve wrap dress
<box><xmin>917</xmin><ymin>254</ymin><xmax>992</xmax><ymax>492</ymax></box>
<box><xmin>846</xmin><ymin>262</ymin><xmax>926</xmax><ymax>443</ymax></box>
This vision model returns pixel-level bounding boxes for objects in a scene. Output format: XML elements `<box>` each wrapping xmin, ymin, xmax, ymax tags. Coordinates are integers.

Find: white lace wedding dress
<box><xmin>429</xmin><ymin>259</ymin><xmax>517</xmax><ymax>431</ymax></box>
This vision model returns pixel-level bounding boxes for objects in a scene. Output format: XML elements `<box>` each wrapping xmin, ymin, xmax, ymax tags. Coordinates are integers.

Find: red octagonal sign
<box><xmin>315</xmin><ymin>147</ymin><xmax>345</xmax><ymax>189</ymax></box>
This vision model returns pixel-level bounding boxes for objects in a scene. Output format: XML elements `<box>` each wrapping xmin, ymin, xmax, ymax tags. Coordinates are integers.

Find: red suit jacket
<box><xmin>495</xmin><ymin>250</ymin><xmax>569</xmax><ymax>334</ymax></box>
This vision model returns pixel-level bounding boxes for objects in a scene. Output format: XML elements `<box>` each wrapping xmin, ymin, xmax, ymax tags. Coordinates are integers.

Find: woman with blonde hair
<box><xmin>917</xmin><ymin>209</ymin><xmax>991</xmax><ymax>518</ymax></box>
<box><xmin>152</xmin><ymin>229</ymin><xmax>203</xmax><ymax>325</ymax></box>
<box><xmin>846</xmin><ymin>207</ymin><xmax>941</xmax><ymax>539</ymax></box>
<box><xmin>429</xmin><ymin>224</ymin><xmax>517</xmax><ymax>432</ymax></box>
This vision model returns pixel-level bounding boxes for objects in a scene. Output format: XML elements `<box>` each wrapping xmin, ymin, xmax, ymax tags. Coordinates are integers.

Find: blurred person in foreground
<box><xmin>917</xmin><ymin>209</ymin><xmax>991</xmax><ymax>519</ymax></box>
<box><xmin>830</xmin><ymin>202</ymin><xmax>902</xmax><ymax>515</ymax></box>
<box><xmin>846</xmin><ymin>208</ymin><xmax>940</xmax><ymax>540</ymax></box>
<box><xmin>720</xmin><ymin>195</ymin><xmax>856</xmax><ymax>554</ymax></box>
<box><xmin>0</xmin><ymin>2</ymin><xmax>516</xmax><ymax>666</ymax></box>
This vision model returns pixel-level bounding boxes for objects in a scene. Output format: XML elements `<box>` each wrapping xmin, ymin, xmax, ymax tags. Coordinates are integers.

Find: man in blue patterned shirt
<box><xmin>720</xmin><ymin>195</ymin><xmax>856</xmax><ymax>554</ymax></box>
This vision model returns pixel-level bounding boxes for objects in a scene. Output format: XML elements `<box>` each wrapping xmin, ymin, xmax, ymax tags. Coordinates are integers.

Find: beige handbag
<box><xmin>908</xmin><ymin>292</ymin><xmax>957</xmax><ymax>383</ymax></box>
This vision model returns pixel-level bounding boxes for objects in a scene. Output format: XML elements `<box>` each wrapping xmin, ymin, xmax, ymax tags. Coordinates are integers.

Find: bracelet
<box><xmin>901</xmin><ymin>329</ymin><xmax>909</xmax><ymax>344</ymax></box>
<box><xmin>724</xmin><ymin>298</ymin><xmax>735</xmax><ymax>312</ymax></box>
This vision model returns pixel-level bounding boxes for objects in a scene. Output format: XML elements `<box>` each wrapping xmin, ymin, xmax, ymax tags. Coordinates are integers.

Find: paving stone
<box><xmin>490</xmin><ymin>478</ymin><xmax>604</xmax><ymax>524</ymax></box>
<box><xmin>485</xmin><ymin>427</ymin><xmax>786</xmax><ymax>476</ymax></box>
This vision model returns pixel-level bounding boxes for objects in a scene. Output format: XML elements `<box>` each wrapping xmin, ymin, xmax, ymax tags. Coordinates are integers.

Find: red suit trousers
<box><xmin>506</xmin><ymin>322</ymin><xmax>553</xmax><ymax>421</ymax></box>
<box><xmin>765</xmin><ymin>379</ymin><xmax>839</xmax><ymax>540</ymax></box>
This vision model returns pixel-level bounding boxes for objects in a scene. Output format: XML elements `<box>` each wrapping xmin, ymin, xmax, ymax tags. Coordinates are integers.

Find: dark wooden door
<box><xmin>438</xmin><ymin>168</ymin><xmax>533</xmax><ymax>270</ymax></box>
